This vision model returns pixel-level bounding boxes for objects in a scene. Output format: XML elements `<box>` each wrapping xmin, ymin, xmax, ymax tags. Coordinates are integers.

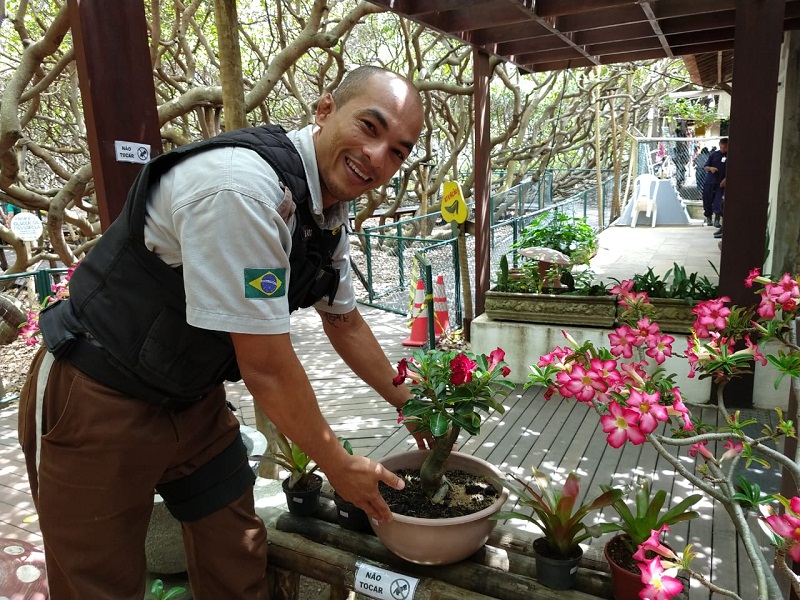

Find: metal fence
<box><xmin>1</xmin><ymin>172</ymin><xmax>616</xmax><ymax>352</ymax></box>
<box><xmin>351</xmin><ymin>173</ymin><xmax>618</xmax><ymax>340</ymax></box>
<box><xmin>632</xmin><ymin>136</ymin><xmax>726</xmax><ymax>203</ymax></box>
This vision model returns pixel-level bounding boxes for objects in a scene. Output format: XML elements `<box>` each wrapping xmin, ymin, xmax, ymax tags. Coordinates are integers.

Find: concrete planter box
<box><xmin>617</xmin><ymin>297</ymin><xmax>697</xmax><ymax>334</ymax></box>
<box><xmin>484</xmin><ymin>289</ymin><xmax>618</xmax><ymax>328</ymax></box>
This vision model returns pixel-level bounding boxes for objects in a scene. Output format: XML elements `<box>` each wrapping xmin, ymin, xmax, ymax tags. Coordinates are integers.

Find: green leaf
<box><xmin>429</xmin><ymin>412</ymin><xmax>450</xmax><ymax>437</ymax></box>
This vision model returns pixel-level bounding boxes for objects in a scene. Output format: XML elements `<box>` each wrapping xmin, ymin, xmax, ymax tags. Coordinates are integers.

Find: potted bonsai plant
<box><xmin>492</xmin><ymin>467</ymin><xmax>623</xmax><ymax>590</ymax></box>
<box><xmin>602</xmin><ymin>477</ymin><xmax>702</xmax><ymax>600</ymax></box>
<box><xmin>372</xmin><ymin>347</ymin><xmax>515</xmax><ymax>565</ymax></box>
<box><xmin>253</xmin><ymin>421</ymin><xmax>323</xmax><ymax>516</ymax></box>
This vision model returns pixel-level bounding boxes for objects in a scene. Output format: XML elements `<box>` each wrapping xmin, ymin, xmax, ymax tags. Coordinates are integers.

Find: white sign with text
<box><xmin>114</xmin><ymin>140</ymin><xmax>151</xmax><ymax>164</ymax></box>
<box><xmin>10</xmin><ymin>212</ymin><xmax>43</xmax><ymax>241</ymax></box>
<box><xmin>354</xmin><ymin>561</ymin><xmax>419</xmax><ymax>600</ymax></box>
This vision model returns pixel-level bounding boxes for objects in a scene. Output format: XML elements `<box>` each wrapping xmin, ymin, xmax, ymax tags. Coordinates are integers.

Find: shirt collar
<box><xmin>288</xmin><ymin>125</ymin><xmax>348</xmax><ymax>229</ymax></box>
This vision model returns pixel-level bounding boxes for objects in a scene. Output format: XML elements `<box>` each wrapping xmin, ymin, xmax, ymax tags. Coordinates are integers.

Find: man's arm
<box><xmin>230</xmin><ymin>331</ymin><xmax>405</xmax><ymax>521</ymax></box>
<box><xmin>317</xmin><ymin>307</ymin><xmax>432</xmax><ymax>449</ymax></box>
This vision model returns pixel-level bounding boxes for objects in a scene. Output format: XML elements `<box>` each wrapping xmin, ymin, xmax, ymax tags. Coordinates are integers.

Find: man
<box><xmin>701</xmin><ymin>137</ymin><xmax>728</xmax><ymax>228</ymax></box>
<box><xmin>18</xmin><ymin>66</ymin><xmax>426</xmax><ymax>600</ymax></box>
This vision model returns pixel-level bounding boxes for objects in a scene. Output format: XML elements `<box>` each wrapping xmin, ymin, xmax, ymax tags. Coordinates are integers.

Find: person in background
<box><xmin>18</xmin><ymin>66</ymin><xmax>428</xmax><ymax>600</ymax></box>
<box><xmin>701</xmin><ymin>138</ymin><xmax>728</xmax><ymax>228</ymax></box>
<box><xmin>694</xmin><ymin>146</ymin><xmax>710</xmax><ymax>199</ymax></box>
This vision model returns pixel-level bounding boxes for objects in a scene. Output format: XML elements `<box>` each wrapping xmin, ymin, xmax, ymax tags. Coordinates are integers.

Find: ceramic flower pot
<box><xmin>282</xmin><ymin>473</ymin><xmax>322</xmax><ymax>516</ymax></box>
<box><xmin>532</xmin><ymin>537</ymin><xmax>582</xmax><ymax>590</ymax></box>
<box><xmin>370</xmin><ymin>450</ymin><xmax>509</xmax><ymax>565</ymax></box>
<box><xmin>604</xmin><ymin>534</ymin><xmax>644</xmax><ymax>600</ymax></box>
<box><xmin>333</xmin><ymin>492</ymin><xmax>372</xmax><ymax>533</ymax></box>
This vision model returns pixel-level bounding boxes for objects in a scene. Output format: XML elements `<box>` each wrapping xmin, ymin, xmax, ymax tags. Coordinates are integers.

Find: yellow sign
<box><xmin>441</xmin><ymin>181</ymin><xmax>468</xmax><ymax>223</ymax></box>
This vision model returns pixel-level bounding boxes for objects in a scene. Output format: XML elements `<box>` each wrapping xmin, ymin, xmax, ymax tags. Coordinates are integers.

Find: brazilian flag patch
<box><xmin>244</xmin><ymin>268</ymin><xmax>286</xmax><ymax>299</ymax></box>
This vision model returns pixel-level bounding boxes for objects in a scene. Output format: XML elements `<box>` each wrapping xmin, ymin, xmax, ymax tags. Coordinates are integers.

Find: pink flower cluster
<box><xmin>17</xmin><ymin>264</ymin><xmax>78</xmax><ymax>346</ymax></box>
<box><xmin>766</xmin><ymin>496</ymin><xmax>800</xmax><ymax>562</ymax></box>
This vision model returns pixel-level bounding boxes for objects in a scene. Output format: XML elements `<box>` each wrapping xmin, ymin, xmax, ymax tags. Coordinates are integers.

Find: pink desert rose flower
<box><xmin>645</xmin><ymin>333</ymin><xmax>675</xmax><ymax>365</ymax></box>
<box><xmin>633</xmin><ymin>525</ymin><xmax>678</xmax><ymax>562</ymax></box>
<box><xmin>721</xmin><ymin>440</ymin><xmax>744</xmax><ymax>461</ymax></box>
<box><xmin>689</xmin><ymin>440</ymin><xmax>715</xmax><ymax>461</ymax></box>
<box><xmin>392</xmin><ymin>358</ymin><xmax>410</xmax><ymax>386</ymax></box>
<box><xmin>666</xmin><ymin>388</ymin><xmax>693</xmax><ymax>431</ymax></box>
<box><xmin>626</xmin><ymin>389</ymin><xmax>668</xmax><ymax>434</ymax></box>
<box><xmin>449</xmin><ymin>353</ymin><xmax>477</xmax><ymax>385</ymax></box>
<box><xmin>600</xmin><ymin>401</ymin><xmax>645</xmax><ymax>448</ymax></box>
<box><xmin>610</xmin><ymin>279</ymin><xmax>634</xmax><ymax>295</ymax></box>
<box><xmin>487</xmin><ymin>348</ymin><xmax>505</xmax><ymax>370</ymax></box>
<box><xmin>691</xmin><ymin>297</ymin><xmax>731</xmax><ymax>337</ymax></box>
<box><xmin>538</xmin><ymin>346</ymin><xmax>570</xmax><ymax>368</ymax></box>
<box><xmin>742</xmin><ymin>334</ymin><xmax>767</xmax><ymax>366</ymax></box>
<box><xmin>556</xmin><ymin>364</ymin><xmax>607</xmax><ymax>402</ymax></box>
<box><xmin>745</xmin><ymin>267</ymin><xmax>761</xmax><ymax>288</ymax></box>
<box><xmin>589</xmin><ymin>357</ymin><xmax>622</xmax><ymax>388</ymax></box>
<box><xmin>638</xmin><ymin>556</ymin><xmax>683</xmax><ymax>600</ymax></box>
<box><xmin>766</xmin><ymin>496</ymin><xmax>800</xmax><ymax>562</ymax></box>
<box><xmin>609</xmin><ymin>324</ymin><xmax>638</xmax><ymax>358</ymax></box>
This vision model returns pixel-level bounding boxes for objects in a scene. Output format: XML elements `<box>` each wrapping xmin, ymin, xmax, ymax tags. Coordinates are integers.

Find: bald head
<box><xmin>333</xmin><ymin>66</ymin><xmax>422</xmax><ymax>113</ymax></box>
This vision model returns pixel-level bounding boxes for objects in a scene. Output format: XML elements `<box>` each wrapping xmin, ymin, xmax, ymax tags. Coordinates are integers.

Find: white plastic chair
<box><xmin>630</xmin><ymin>174</ymin><xmax>659</xmax><ymax>228</ymax></box>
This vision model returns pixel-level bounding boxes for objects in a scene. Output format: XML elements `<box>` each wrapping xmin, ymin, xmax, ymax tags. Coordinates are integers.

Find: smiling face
<box><xmin>312</xmin><ymin>71</ymin><xmax>423</xmax><ymax>207</ymax></box>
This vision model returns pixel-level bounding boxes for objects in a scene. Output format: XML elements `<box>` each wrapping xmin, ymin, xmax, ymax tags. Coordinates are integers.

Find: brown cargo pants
<box><xmin>18</xmin><ymin>347</ymin><xmax>268</xmax><ymax>600</ymax></box>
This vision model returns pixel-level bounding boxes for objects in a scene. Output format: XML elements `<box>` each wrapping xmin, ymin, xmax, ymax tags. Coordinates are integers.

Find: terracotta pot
<box><xmin>371</xmin><ymin>450</ymin><xmax>509</xmax><ymax>565</ymax></box>
<box><xmin>282</xmin><ymin>473</ymin><xmax>322</xmax><ymax>516</ymax></box>
<box><xmin>532</xmin><ymin>537</ymin><xmax>582</xmax><ymax>590</ymax></box>
<box><xmin>604</xmin><ymin>534</ymin><xmax>644</xmax><ymax>600</ymax></box>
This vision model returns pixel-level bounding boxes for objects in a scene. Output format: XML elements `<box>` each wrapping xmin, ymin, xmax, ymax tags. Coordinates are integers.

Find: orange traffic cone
<box><xmin>402</xmin><ymin>278</ymin><xmax>428</xmax><ymax>347</ymax></box>
<box><xmin>433</xmin><ymin>274</ymin><xmax>450</xmax><ymax>337</ymax></box>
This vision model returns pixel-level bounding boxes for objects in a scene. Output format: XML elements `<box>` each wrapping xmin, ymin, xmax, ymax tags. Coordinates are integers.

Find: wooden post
<box><xmin>472</xmin><ymin>49</ymin><xmax>492</xmax><ymax>324</ymax></box>
<box><xmin>716</xmin><ymin>0</ymin><xmax>786</xmax><ymax>406</ymax></box>
<box><xmin>67</xmin><ymin>0</ymin><xmax>162</xmax><ymax>229</ymax></box>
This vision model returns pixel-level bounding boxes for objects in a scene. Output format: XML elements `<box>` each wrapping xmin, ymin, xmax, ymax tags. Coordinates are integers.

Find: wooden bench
<box><xmin>349</xmin><ymin>205</ymin><xmax>419</xmax><ymax>228</ymax></box>
<box><xmin>259</xmin><ymin>496</ymin><xmax>616</xmax><ymax>600</ymax></box>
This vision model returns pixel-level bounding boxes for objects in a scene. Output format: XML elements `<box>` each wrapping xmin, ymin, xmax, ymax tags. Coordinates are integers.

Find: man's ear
<box><xmin>315</xmin><ymin>93</ymin><xmax>335</xmax><ymax>126</ymax></box>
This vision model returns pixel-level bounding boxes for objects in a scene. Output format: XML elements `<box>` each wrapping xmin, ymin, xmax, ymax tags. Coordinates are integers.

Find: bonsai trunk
<box><xmin>419</xmin><ymin>425</ymin><xmax>461</xmax><ymax>503</ymax></box>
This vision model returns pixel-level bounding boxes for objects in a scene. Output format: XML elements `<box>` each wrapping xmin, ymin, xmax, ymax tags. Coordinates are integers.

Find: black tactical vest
<box><xmin>40</xmin><ymin>125</ymin><xmax>342</xmax><ymax>407</ymax></box>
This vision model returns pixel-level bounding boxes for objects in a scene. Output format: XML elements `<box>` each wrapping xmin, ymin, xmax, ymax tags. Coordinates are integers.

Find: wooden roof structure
<box><xmin>365</xmin><ymin>0</ymin><xmax>800</xmax><ymax>87</ymax></box>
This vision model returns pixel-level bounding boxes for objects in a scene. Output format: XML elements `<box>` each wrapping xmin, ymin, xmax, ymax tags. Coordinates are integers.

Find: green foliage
<box><xmin>252</xmin><ymin>422</ymin><xmax>320</xmax><ymax>489</ymax></box>
<box><xmin>514</xmin><ymin>211</ymin><xmax>598</xmax><ymax>264</ymax></box>
<box><xmin>602</xmin><ymin>477</ymin><xmax>702</xmax><ymax>551</ymax></box>
<box><xmin>398</xmin><ymin>349</ymin><xmax>515</xmax><ymax>438</ymax></box>
<box><xmin>492</xmin><ymin>467</ymin><xmax>623</xmax><ymax>559</ymax></box>
<box><xmin>614</xmin><ymin>262</ymin><xmax>719</xmax><ymax>302</ymax></box>
<box><xmin>662</xmin><ymin>97</ymin><xmax>718</xmax><ymax>127</ymax></box>
<box><xmin>146</xmin><ymin>579</ymin><xmax>187</xmax><ymax>600</ymax></box>
<box><xmin>731</xmin><ymin>475</ymin><xmax>775</xmax><ymax>511</ymax></box>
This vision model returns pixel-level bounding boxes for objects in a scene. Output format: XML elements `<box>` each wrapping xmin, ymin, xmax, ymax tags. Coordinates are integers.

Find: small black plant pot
<box><xmin>282</xmin><ymin>474</ymin><xmax>322</xmax><ymax>516</ymax></box>
<box><xmin>333</xmin><ymin>492</ymin><xmax>372</xmax><ymax>533</ymax></box>
<box><xmin>532</xmin><ymin>537</ymin><xmax>582</xmax><ymax>590</ymax></box>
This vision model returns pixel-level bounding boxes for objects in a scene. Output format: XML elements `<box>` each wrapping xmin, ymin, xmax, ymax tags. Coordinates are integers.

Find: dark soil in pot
<box><xmin>378</xmin><ymin>468</ymin><xmax>500</xmax><ymax>518</ymax></box>
<box><xmin>532</xmin><ymin>537</ymin><xmax>582</xmax><ymax>561</ymax></box>
<box><xmin>606</xmin><ymin>533</ymin><xmax>641</xmax><ymax>573</ymax></box>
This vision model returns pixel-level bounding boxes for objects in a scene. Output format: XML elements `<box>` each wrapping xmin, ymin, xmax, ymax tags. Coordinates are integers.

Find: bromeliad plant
<box><xmin>527</xmin><ymin>268</ymin><xmax>800</xmax><ymax>600</ymax></box>
<box><xmin>393</xmin><ymin>347</ymin><xmax>515</xmax><ymax>504</ymax></box>
<box><xmin>252</xmin><ymin>421</ymin><xmax>320</xmax><ymax>490</ymax></box>
<box><xmin>493</xmin><ymin>467</ymin><xmax>623</xmax><ymax>559</ymax></box>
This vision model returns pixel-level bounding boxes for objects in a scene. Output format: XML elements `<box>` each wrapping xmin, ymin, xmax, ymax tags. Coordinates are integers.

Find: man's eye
<box><xmin>394</xmin><ymin>150</ymin><xmax>406</xmax><ymax>161</ymax></box>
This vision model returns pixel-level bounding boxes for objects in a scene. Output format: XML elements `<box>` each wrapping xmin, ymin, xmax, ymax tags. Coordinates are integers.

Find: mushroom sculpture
<box><xmin>518</xmin><ymin>246</ymin><xmax>571</xmax><ymax>290</ymax></box>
